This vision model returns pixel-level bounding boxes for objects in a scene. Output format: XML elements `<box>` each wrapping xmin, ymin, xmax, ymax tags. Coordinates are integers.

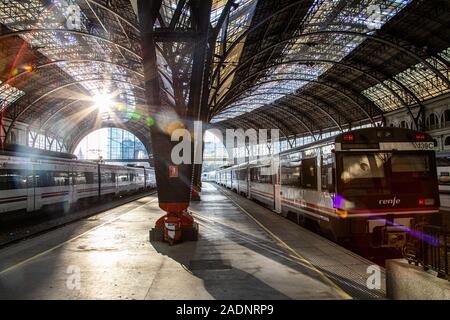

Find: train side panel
<box><xmin>0</xmin><ymin>156</ymin><xmax>32</xmax><ymax>213</ymax></box>
<box><xmin>34</xmin><ymin>160</ymin><xmax>72</xmax><ymax>211</ymax></box>
<box><xmin>72</xmin><ymin>162</ymin><xmax>99</xmax><ymax>201</ymax></box>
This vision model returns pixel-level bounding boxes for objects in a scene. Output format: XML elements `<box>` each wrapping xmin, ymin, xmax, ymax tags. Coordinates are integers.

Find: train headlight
<box><xmin>336</xmin><ymin>209</ymin><xmax>348</xmax><ymax>218</ymax></box>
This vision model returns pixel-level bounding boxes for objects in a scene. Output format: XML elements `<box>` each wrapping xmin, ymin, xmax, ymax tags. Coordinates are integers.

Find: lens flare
<box><xmin>376</xmin><ymin>218</ymin><xmax>441</xmax><ymax>246</ymax></box>
<box><xmin>92</xmin><ymin>92</ymin><xmax>113</xmax><ymax>114</ymax></box>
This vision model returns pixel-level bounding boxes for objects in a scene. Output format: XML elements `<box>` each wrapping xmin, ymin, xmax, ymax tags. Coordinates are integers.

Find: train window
<box><xmin>0</xmin><ymin>169</ymin><xmax>28</xmax><ymax>190</ymax></box>
<box><xmin>130</xmin><ymin>173</ymin><xmax>135</xmax><ymax>182</ymax></box>
<box><xmin>101</xmin><ymin>173</ymin><xmax>112</xmax><ymax>183</ymax></box>
<box><xmin>250</xmin><ymin>166</ymin><xmax>273</xmax><ymax>184</ymax></box>
<box><xmin>34</xmin><ymin>171</ymin><xmax>68</xmax><ymax>187</ymax></box>
<box><xmin>250</xmin><ymin>168</ymin><xmax>258</xmax><ymax>182</ymax></box>
<box><xmin>53</xmin><ymin>172</ymin><xmax>70</xmax><ymax>186</ymax></box>
<box><xmin>281</xmin><ymin>162</ymin><xmax>301</xmax><ymax>187</ymax></box>
<box><xmin>321</xmin><ymin>155</ymin><xmax>334</xmax><ymax>191</ymax></box>
<box><xmin>85</xmin><ymin>172</ymin><xmax>94</xmax><ymax>184</ymax></box>
<box><xmin>340</xmin><ymin>154</ymin><xmax>385</xmax><ymax>184</ymax></box>
<box><xmin>111</xmin><ymin>173</ymin><xmax>116</xmax><ymax>183</ymax></box>
<box><xmin>36</xmin><ymin>171</ymin><xmax>53</xmax><ymax>187</ymax></box>
<box><xmin>301</xmin><ymin>158</ymin><xmax>317</xmax><ymax>190</ymax></box>
<box><xmin>73</xmin><ymin>172</ymin><xmax>86</xmax><ymax>185</ymax></box>
<box><xmin>391</xmin><ymin>154</ymin><xmax>430</xmax><ymax>173</ymax></box>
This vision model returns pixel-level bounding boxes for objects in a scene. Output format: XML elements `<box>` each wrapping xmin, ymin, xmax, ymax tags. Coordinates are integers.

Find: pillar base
<box><xmin>150</xmin><ymin>210</ymin><xmax>199</xmax><ymax>245</ymax></box>
<box><xmin>191</xmin><ymin>188</ymin><xmax>201</xmax><ymax>202</ymax></box>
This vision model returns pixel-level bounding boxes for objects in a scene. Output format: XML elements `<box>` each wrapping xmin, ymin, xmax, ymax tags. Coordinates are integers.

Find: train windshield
<box><xmin>338</xmin><ymin>152</ymin><xmax>435</xmax><ymax>196</ymax></box>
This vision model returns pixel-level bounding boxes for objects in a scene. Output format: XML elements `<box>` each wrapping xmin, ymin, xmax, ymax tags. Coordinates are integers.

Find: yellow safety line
<box><xmin>214</xmin><ymin>185</ymin><xmax>353</xmax><ymax>300</ymax></box>
<box><xmin>0</xmin><ymin>196</ymin><xmax>158</xmax><ymax>276</ymax></box>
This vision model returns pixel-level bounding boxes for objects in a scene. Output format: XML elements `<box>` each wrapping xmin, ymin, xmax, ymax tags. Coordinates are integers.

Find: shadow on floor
<box><xmin>150</xmin><ymin>236</ymin><xmax>293</xmax><ymax>300</ymax></box>
<box><xmin>150</xmin><ymin>213</ymin><xmax>385</xmax><ymax>300</ymax></box>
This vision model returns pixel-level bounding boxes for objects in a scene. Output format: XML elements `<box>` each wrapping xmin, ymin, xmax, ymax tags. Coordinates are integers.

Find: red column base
<box><xmin>191</xmin><ymin>187</ymin><xmax>201</xmax><ymax>201</ymax></box>
<box><xmin>150</xmin><ymin>210</ymin><xmax>198</xmax><ymax>245</ymax></box>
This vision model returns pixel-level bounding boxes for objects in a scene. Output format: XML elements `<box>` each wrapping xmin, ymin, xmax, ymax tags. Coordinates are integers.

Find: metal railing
<box><xmin>405</xmin><ymin>224</ymin><xmax>449</xmax><ymax>280</ymax></box>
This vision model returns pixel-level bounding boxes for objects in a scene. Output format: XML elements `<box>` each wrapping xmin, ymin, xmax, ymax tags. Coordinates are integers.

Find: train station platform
<box><xmin>0</xmin><ymin>183</ymin><xmax>385</xmax><ymax>300</ymax></box>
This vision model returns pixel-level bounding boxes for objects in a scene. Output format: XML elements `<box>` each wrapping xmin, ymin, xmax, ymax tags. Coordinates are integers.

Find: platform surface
<box><xmin>0</xmin><ymin>183</ymin><xmax>385</xmax><ymax>299</ymax></box>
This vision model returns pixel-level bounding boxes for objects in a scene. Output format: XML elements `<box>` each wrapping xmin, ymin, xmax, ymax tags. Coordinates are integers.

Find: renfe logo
<box><xmin>379</xmin><ymin>197</ymin><xmax>401</xmax><ymax>207</ymax></box>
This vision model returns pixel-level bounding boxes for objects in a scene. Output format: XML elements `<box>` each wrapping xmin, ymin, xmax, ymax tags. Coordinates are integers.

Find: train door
<box><xmin>247</xmin><ymin>167</ymin><xmax>252</xmax><ymax>199</ymax></box>
<box><xmin>27</xmin><ymin>165</ymin><xmax>35</xmax><ymax>212</ymax></box>
<box><xmin>33</xmin><ymin>164</ymin><xmax>43</xmax><ymax>211</ymax></box>
<box><xmin>273</xmin><ymin>159</ymin><xmax>282</xmax><ymax>213</ymax></box>
<box><xmin>143</xmin><ymin>167</ymin><xmax>147</xmax><ymax>189</ymax></box>
<box><xmin>236</xmin><ymin>170</ymin><xmax>239</xmax><ymax>194</ymax></box>
<box><xmin>246</xmin><ymin>167</ymin><xmax>250</xmax><ymax>197</ymax></box>
<box><xmin>274</xmin><ymin>184</ymin><xmax>281</xmax><ymax>213</ymax></box>
<box><xmin>71</xmin><ymin>166</ymin><xmax>78</xmax><ymax>204</ymax></box>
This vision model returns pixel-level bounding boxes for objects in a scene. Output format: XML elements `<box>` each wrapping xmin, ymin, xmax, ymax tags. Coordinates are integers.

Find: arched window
<box><xmin>74</xmin><ymin>128</ymin><xmax>149</xmax><ymax>161</ymax></box>
<box><xmin>426</xmin><ymin>113</ymin><xmax>439</xmax><ymax>130</ymax></box>
<box><xmin>417</xmin><ymin>118</ymin><xmax>423</xmax><ymax>130</ymax></box>
<box><xmin>443</xmin><ymin>110</ymin><xmax>450</xmax><ymax>127</ymax></box>
<box><xmin>400</xmin><ymin>120</ymin><xmax>408</xmax><ymax>128</ymax></box>
<box><xmin>445</xmin><ymin>136</ymin><xmax>450</xmax><ymax>147</ymax></box>
<box><xmin>433</xmin><ymin>139</ymin><xmax>439</xmax><ymax>149</ymax></box>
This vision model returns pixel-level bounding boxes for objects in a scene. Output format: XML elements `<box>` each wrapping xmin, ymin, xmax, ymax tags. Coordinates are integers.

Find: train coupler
<box><xmin>149</xmin><ymin>210</ymin><xmax>199</xmax><ymax>245</ymax></box>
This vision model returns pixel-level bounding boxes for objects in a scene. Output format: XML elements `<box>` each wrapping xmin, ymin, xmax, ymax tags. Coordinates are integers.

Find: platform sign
<box><xmin>169</xmin><ymin>165</ymin><xmax>179</xmax><ymax>178</ymax></box>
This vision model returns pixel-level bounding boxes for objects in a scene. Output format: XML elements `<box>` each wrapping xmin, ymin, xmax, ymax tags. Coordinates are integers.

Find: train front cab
<box><xmin>330</xmin><ymin>128</ymin><xmax>440</xmax><ymax>249</ymax></box>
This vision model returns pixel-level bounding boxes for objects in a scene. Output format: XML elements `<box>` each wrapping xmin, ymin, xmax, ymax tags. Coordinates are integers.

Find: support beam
<box><xmin>139</xmin><ymin>0</ymin><xmax>212</xmax><ymax>244</ymax></box>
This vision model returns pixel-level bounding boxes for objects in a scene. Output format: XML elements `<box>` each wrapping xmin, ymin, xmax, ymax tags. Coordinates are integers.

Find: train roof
<box><xmin>0</xmin><ymin>143</ymin><xmax>76</xmax><ymax>160</ymax></box>
<box><xmin>216</xmin><ymin>127</ymin><xmax>435</xmax><ymax>172</ymax></box>
<box><xmin>0</xmin><ymin>153</ymin><xmax>153</xmax><ymax>172</ymax></box>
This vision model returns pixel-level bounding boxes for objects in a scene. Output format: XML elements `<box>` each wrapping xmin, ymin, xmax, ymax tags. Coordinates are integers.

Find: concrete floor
<box><xmin>0</xmin><ymin>183</ymin><xmax>383</xmax><ymax>300</ymax></box>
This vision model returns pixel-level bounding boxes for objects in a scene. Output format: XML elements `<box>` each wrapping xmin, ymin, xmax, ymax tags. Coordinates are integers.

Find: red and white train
<box><xmin>215</xmin><ymin>128</ymin><xmax>440</xmax><ymax>250</ymax></box>
<box><xmin>0</xmin><ymin>148</ymin><xmax>155</xmax><ymax>214</ymax></box>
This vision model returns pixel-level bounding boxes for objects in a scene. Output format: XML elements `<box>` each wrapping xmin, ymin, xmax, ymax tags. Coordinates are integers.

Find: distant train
<box><xmin>215</xmin><ymin>128</ymin><xmax>440</xmax><ymax>250</ymax></box>
<box><xmin>0</xmin><ymin>149</ymin><xmax>156</xmax><ymax>214</ymax></box>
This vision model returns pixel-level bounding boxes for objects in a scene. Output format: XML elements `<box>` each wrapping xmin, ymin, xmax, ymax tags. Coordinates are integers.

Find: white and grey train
<box><xmin>0</xmin><ymin>149</ymin><xmax>155</xmax><ymax>214</ymax></box>
<box><xmin>215</xmin><ymin>128</ymin><xmax>440</xmax><ymax>250</ymax></box>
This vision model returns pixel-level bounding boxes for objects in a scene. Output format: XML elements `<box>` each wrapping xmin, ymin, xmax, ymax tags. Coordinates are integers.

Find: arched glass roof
<box><xmin>0</xmin><ymin>0</ymin><xmax>448</xmax><ymax>150</ymax></box>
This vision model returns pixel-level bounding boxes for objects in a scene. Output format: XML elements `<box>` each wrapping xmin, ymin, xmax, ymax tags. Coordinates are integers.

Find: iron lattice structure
<box><xmin>0</xmin><ymin>0</ymin><xmax>449</xmax><ymax>153</ymax></box>
<box><xmin>0</xmin><ymin>0</ymin><xmax>150</xmax><ymax>152</ymax></box>
<box><xmin>209</xmin><ymin>0</ymin><xmax>450</xmax><ymax>144</ymax></box>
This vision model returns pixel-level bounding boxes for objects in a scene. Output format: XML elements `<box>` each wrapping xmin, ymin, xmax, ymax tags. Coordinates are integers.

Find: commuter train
<box><xmin>215</xmin><ymin>128</ymin><xmax>440</xmax><ymax>250</ymax></box>
<box><xmin>436</xmin><ymin>153</ymin><xmax>450</xmax><ymax>211</ymax></box>
<box><xmin>0</xmin><ymin>147</ymin><xmax>156</xmax><ymax>214</ymax></box>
